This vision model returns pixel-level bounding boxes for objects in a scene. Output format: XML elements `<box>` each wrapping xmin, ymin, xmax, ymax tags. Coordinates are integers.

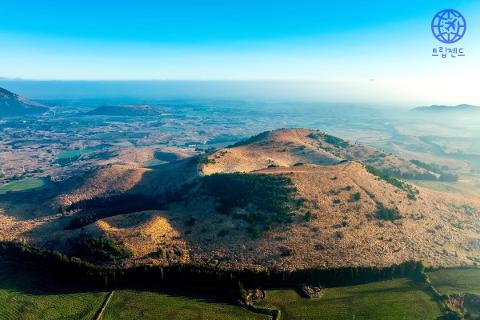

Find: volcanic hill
<box><xmin>1</xmin><ymin>129</ymin><xmax>480</xmax><ymax>271</ymax></box>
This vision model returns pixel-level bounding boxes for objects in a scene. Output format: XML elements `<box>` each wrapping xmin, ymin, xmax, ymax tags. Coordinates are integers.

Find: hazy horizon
<box><xmin>1</xmin><ymin>79</ymin><xmax>478</xmax><ymax>109</ymax></box>
<box><xmin>1</xmin><ymin>1</ymin><xmax>479</xmax><ymax>106</ymax></box>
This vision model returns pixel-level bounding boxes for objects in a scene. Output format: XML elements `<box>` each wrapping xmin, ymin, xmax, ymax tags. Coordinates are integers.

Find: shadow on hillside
<box><xmin>128</xmin><ymin>156</ymin><xmax>200</xmax><ymax>195</ymax></box>
<box><xmin>18</xmin><ymin>155</ymin><xmax>197</xmax><ymax>233</ymax></box>
<box><xmin>0</xmin><ymin>176</ymin><xmax>85</xmax><ymax>219</ymax></box>
<box><xmin>0</xmin><ymin>255</ymin><xmax>233</xmax><ymax>304</ymax></box>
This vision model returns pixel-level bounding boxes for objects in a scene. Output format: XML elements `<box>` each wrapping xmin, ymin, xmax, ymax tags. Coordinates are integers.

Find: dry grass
<box><xmin>89</xmin><ymin>211</ymin><xmax>190</xmax><ymax>265</ymax></box>
<box><xmin>202</xmin><ymin>129</ymin><xmax>431</xmax><ymax>178</ymax></box>
<box><xmin>55</xmin><ymin>164</ymin><xmax>149</xmax><ymax>207</ymax></box>
<box><xmin>168</xmin><ymin>162</ymin><xmax>480</xmax><ymax>271</ymax></box>
<box><xmin>2</xmin><ymin>129</ymin><xmax>480</xmax><ymax>271</ymax></box>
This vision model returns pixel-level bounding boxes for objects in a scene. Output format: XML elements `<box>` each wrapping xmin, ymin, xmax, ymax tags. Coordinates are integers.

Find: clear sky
<box><xmin>0</xmin><ymin>0</ymin><xmax>479</xmax><ymax>105</ymax></box>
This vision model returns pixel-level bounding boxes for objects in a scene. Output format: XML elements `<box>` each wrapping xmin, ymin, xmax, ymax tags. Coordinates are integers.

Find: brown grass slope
<box><xmin>46</xmin><ymin>161</ymin><xmax>480</xmax><ymax>271</ymax></box>
<box><xmin>164</xmin><ymin>162</ymin><xmax>480</xmax><ymax>271</ymax></box>
<box><xmin>201</xmin><ymin>128</ymin><xmax>433</xmax><ymax>178</ymax></box>
<box><xmin>55</xmin><ymin>155</ymin><xmax>200</xmax><ymax>208</ymax></box>
<box><xmin>1</xmin><ymin>129</ymin><xmax>480</xmax><ymax>271</ymax></box>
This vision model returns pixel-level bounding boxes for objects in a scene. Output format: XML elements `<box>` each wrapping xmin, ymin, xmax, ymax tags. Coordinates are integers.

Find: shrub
<box><xmin>304</xmin><ymin>211</ymin><xmax>313</xmax><ymax>221</ymax></box>
<box><xmin>197</xmin><ymin>154</ymin><xmax>210</xmax><ymax>164</ymax></box>
<box><xmin>204</xmin><ymin>173</ymin><xmax>299</xmax><ymax>228</ymax></box>
<box><xmin>247</xmin><ymin>225</ymin><xmax>261</xmax><ymax>239</ymax></box>
<box><xmin>68</xmin><ymin>234</ymin><xmax>132</xmax><ymax>263</ymax></box>
<box><xmin>217</xmin><ymin>229</ymin><xmax>229</xmax><ymax>237</ymax></box>
<box><xmin>279</xmin><ymin>246</ymin><xmax>293</xmax><ymax>257</ymax></box>
<box><xmin>324</xmin><ymin>134</ymin><xmax>349</xmax><ymax>148</ymax></box>
<box><xmin>366</xmin><ymin>166</ymin><xmax>418</xmax><ymax>200</ymax></box>
<box><xmin>65</xmin><ymin>194</ymin><xmax>162</xmax><ymax>230</ymax></box>
<box><xmin>185</xmin><ymin>217</ymin><xmax>196</xmax><ymax>227</ymax></box>
<box><xmin>350</xmin><ymin>192</ymin><xmax>361</xmax><ymax>201</ymax></box>
<box><xmin>376</xmin><ymin>206</ymin><xmax>401</xmax><ymax>221</ymax></box>
<box><xmin>410</xmin><ymin>160</ymin><xmax>458</xmax><ymax>182</ymax></box>
<box><xmin>227</xmin><ymin>131</ymin><xmax>271</xmax><ymax>148</ymax></box>
<box><xmin>438</xmin><ymin>173</ymin><xmax>459</xmax><ymax>182</ymax></box>
<box><xmin>307</xmin><ymin>132</ymin><xmax>321</xmax><ymax>140</ymax></box>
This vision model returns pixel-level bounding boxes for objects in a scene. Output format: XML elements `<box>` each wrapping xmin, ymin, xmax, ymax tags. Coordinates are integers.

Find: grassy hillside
<box><xmin>203</xmin><ymin>129</ymin><xmax>435</xmax><ymax>181</ymax></box>
<box><xmin>255</xmin><ymin>279</ymin><xmax>443</xmax><ymax>320</ymax></box>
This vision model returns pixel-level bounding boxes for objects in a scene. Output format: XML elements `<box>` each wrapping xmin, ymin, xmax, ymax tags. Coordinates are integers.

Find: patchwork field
<box><xmin>255</xmin><ymin>279</ymin><xmax>443</xmax><ymax>320</ymax></box>
<box><xmin>428</xmin><ymin>268</ymin><xmax>480</xmax><ymax>295</ymax></box>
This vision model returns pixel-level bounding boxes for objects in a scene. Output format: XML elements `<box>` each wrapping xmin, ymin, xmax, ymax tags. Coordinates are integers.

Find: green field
<box><xmin>102</xmin><ymin>290</ymin><xmax>270</xmax><ymax>320</ymax></box>
<box><xmin>57</xmin><ymin>148</ymin><xmax>94</xmax><ymax>160</ymax></box>
<box><xmin>0</xmin><ymin>257</ymin><xmax>269</xmax><ymax>320</ymax></box>
<box><xmin>57</xmin><ymin>148</ymin><xmax>98</xmax><ymax>166</ymax></box>
<box><xmin>4</xmin><ymin>253</ymin><xmax>478</xmax><ymax>320</ymax></box>
<box><xmin>255</xmin><ymin>278</ymin><xmax>443</xmax><ymax>320</ymax></box>
<box><xmin>428</xmin><ymin>268</ymin><xmax>480</xmax><ymax>295</ymax></box>
<box><xmin>143</xmin><ymin>158</ymin><xmax>168</xmax><ymax>167</ymax></box>
<box><xmin>0</xmin><ymin>258</ymin><xmax>107</xmax><ymax>320</ymax></box>
<box><xmin>411</xmin><ymin>178</ymin><xmax>480</xmax><ymax>196</ymax></box>
<box><xmin>0</xmin><ymin>178</ymin><xmax>46</xmax><ymax>195</ymax></box>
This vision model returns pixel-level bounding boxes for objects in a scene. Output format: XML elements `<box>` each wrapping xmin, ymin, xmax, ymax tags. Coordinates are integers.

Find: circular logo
<box><xmin>431</xmin><ymin>9</ymin><xmax>467</xmax><ymax>44</ymax></box>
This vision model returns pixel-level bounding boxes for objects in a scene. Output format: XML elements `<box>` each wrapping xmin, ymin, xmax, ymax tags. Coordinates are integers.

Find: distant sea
<box><xmin>0</xmin><ymin>80</ymin><xmax>321</xmax><ymax>101</ymax></box>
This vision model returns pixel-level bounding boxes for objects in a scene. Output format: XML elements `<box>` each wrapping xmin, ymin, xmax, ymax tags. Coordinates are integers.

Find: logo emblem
<box><xmin>431</xmin><ymin>9</ymin><xmax>466</xmax><ymax>44</ymax></box>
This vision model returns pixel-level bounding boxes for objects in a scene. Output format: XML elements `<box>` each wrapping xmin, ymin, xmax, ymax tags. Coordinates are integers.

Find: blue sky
<box><xmin>0</xmin><ymin>0</ymin><xmax>479</xmax><ymax>105</ymax></box>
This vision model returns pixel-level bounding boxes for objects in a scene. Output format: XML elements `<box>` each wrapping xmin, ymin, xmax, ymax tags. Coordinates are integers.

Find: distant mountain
<box><xmin>0</xmin><ymin>87</ymin><xmax>48</xmax><ymax>116</ymax></box>
<box><xmin>411</xmin><ymin>104</ymin><xmax>480</xmax><ymax>113</ymax></box>
<box><xmin>86</xmin><ymin>105</ymin><xmax>162</xmax><ymax>116</ymax></box>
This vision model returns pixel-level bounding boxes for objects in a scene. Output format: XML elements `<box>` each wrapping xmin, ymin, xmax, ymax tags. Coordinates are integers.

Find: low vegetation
<box><xmin>68</xmin><ymin>234</ymin><xmax>132</xmax><ymax>263</ymax></box>
<box><xmin>0</xmin><ymin>241</ymin><xmax>425</xmax><ymax>289</ymax></box>
<box><xmin>323</xmin><ymin>134</ymin><xmax>349</xmax><ymax>148</ymax></box>
<box><xmin>350</xmin><ymin>192</ymin><xmax>361</xmax><ymax>201</ymax></box>
<box><xmin>376</xmin><ymin>205</ymin><xmax>401</xmax><ymax>221</ymax></box>
<box><xmin>381</xmin><ymin>167</ymin><xmax>437</xmax><ymax>181</ymax></box>
<box><xmin>410</xmin><ymin>159</ymin><xmax>459</xmax><ymax>182</ymax></box>
<box><xmin>366</xmin><ymin>166</ymin><xmax>418</xmax><ymax>200</ymax></box>
<box><xmin>204</xmin><ymin>173</ymin><xmax>299</xmax><ymax>235</ymax></box>
<box><xmin>227</xmin><ymin>131</ymin><xmax>272</xmax><ymax>148</ymax></box>
<box><xmin>65</xmin><ymin>194</ymin><xmax>162</xmax><ymax>229</ymax></box>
